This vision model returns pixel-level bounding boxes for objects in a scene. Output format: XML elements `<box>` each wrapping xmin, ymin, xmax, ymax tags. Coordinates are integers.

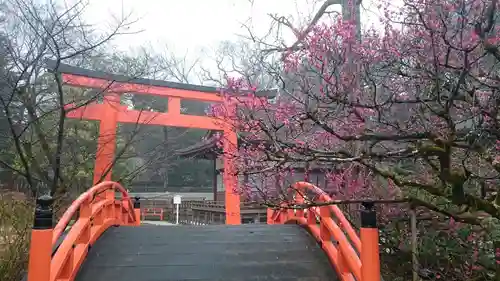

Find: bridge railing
<box><xmin>267</xmin><ymin>181</ymin><xmax>381</xmax><ymax>281</ymax></box>
<box><xmin>26</xmin><ymin>181</ymin><xmax>141</xmax><ymax>281</ymax></box>
<box><xmin>141</xmin><ymin>207</ymin><xmax>165</xmax><ymax>221</ymax></box>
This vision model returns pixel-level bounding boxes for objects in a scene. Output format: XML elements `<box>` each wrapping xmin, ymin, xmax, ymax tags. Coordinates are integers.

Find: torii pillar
<box><xmin>92</xmin><ymin>93</ymin><xmax>120</xmax><ymax>186</ymax></box>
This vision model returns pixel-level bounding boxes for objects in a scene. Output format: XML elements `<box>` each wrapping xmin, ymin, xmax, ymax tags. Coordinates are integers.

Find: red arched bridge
<box><xmin>27</xmin><ymin>181</ymin><xmax>382</xmax><ymax>281</ymax></box>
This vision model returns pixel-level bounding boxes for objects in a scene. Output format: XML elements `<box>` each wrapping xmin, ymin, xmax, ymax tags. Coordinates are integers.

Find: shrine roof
<box><xmin>175</xmin><ymin>131</ymin><xmax>269</xmax><ymax>159</ymax></box>
<box><xmin>45</xmin><ymin>59</ymin><xmax>277</xmax><ymax>99</ymax></box>
<box><xmin>175</xmin><ymin>137</ymin><xmax>219</xmax><ymax>159</ymax></box>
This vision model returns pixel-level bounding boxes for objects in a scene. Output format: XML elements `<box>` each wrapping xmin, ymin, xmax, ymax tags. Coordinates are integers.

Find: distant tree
<box><xmin>0</xmin><ymin>0</ymin><xmax>139</xmax><ymax>197</ymax></box>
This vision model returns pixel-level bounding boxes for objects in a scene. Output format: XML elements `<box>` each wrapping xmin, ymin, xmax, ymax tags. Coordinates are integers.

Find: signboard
<box><xmin>173</xmin><ymin>195</ymin><xmax>182</xmax><ymax>225</ymax></box>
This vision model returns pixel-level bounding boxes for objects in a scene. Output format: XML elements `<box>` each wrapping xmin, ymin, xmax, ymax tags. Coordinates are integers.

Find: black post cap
<box><xmin>360</xmin><ymin>201</ymin><xmax>377</xmax><ymax>228</ymax></box>
<box><xmin>33</xmin><ymin>195</ymin><xmax>54</xmax><ymax>229</ymax></box>
<box><xmin>133</xmin><ymin>196</ymin><xmax>140</xmax><ymax>208</ymax></box>
<box><xmin>36</xmin><ymin>194</ymin><xmax>54</xmax><ymax>207</ymax></box>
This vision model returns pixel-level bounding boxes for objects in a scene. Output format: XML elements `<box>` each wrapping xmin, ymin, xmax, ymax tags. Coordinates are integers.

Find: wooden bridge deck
<box><xmin>75</xmin><ymin>224</ymin><xmax>338</xmax><ymax>281</ymax></box>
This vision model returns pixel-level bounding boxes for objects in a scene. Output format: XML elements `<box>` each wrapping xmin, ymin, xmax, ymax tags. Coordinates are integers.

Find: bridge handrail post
<box><xmin>133</xmin><ymin>196</ymin><xmax>141</xmax><ymax>226</ymax></box>
<box><xmin>27</xmin><ymin>195</ymin><xmax>54</xmax><ymax>281</ymax></box>
<box><xmin>360</xmin><ymin>201</ymin><xmax>381</xmax><ymax>281</ymax></box>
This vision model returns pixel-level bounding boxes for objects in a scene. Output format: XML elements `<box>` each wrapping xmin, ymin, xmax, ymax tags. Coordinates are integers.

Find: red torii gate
<box><xmin>46</xmin><ymin>60</ymin><xmax>275</xmax><ymax>225</ymax></box>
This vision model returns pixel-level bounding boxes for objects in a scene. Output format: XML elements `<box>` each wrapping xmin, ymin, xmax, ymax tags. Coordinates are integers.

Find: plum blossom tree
<box><xmin>212</xmin><ymin>0</ymin><xmax>500</xmax><ymax>278</ymax></box>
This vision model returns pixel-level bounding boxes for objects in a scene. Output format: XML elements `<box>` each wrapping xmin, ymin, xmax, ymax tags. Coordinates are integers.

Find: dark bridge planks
<box><xmin>75</xmin><ymin>224</ymin><xmax>338</xmax><ymax>281</ymax></box>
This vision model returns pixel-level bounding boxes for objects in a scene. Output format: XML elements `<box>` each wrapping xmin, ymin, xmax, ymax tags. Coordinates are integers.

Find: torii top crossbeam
<box><xmin>45</xmin><ymin>59</ymin><xmax>276</xmax><ymax>225</ymax></box>
<box><xmin>45</xmin><ymin>60</ymin><xmax>276</xmax><ymax>129</ymax></box>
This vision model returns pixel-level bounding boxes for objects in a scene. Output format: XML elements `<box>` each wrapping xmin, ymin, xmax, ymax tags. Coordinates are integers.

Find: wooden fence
<box><xmin>140</xmin><ymin>197</ymin><xmax>267</xmax><ymax>225</ymax></box>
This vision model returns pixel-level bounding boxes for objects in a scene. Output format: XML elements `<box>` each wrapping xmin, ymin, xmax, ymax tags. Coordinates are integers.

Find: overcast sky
<box><xmin>82</xmin><ymin>0</ymin><xmax>330</xmax><ymax>53</ymax></box>
<box><xmin>77</xmin><ymin>0</ymin><xmax>388</xmax><ymax>82</ymax></box>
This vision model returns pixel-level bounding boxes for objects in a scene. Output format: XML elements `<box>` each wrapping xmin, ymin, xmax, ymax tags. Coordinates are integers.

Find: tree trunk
<box><xmin>495</xmin><ymin>240</ymin><xmax>500</xmax><ymax>281</ymax></box>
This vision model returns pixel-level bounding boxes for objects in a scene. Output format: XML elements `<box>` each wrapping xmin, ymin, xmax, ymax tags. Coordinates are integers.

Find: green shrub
<box><xmin>0</xmin><ymin>193</ymin><xmax>33</xmax><ymax>281</ymax></box>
